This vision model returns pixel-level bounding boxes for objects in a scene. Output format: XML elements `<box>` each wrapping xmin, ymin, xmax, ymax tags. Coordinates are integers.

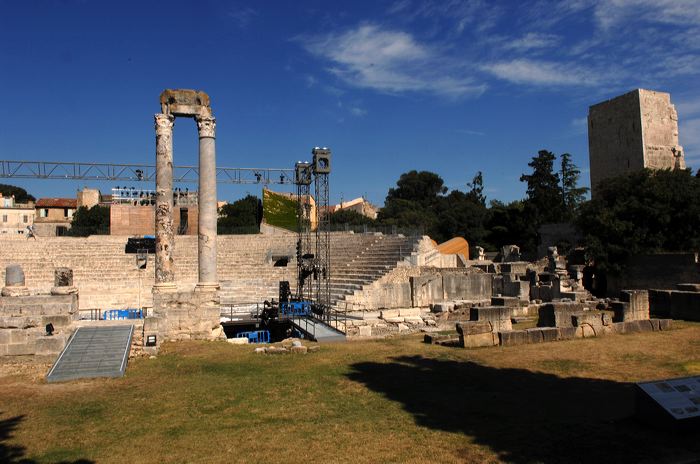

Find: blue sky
<box><xmin>0</xmin><ymin>0</ymin><xmax>698</xmax><ymax>206</ymax></box>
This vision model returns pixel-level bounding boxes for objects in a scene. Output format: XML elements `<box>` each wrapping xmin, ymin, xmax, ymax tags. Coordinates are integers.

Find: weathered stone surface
<box><xmin>1</xmin><ymin>286</ymin><xmax>30</xmax><ymax>297</ymax></box>
<box><xmin>4</xmin><ymin>264</ymin><xmax>25</xmax><ymax>287</ymax></box>
<box><xmin>154</xmin><ymin>113</ymin><xmax>176</xmax><ymax>286</ymax></box>
<box><xmin>290</xmin><ymin>345</ymin><xmax>308</xmax><ymax>354</ymax></box>
<box><xmin>571</xmin><ymin>312</ymin><xmax>604</xmax><ymax>328</ymax></box>
<box><xmin>380</xmin><ymin>309</ymin><xmax>400</xmax><ymax>319</ymax></box>
<box><xmin>491</xmin><ymin>296</ymin><xmax>519</xmax><ymax>307</ymax></box>
<box><xmin>442</xmin><ymin>272</ymin><xmax>492</xmax><ymax>301</ymax></box>
<box><xmin>498</xmin><ymin>330</ymin><xmax>527</xmax><ymax>346</ymax></box>
<box><xmin>540</xmin><ymin>327</ymin><xmax>558</xmax><ymax>342</ymax></box>
<box><xmin>589</xmin><ymin>89</ymin><xmax>685</xmax><ymax>197</ymax></box>
<box><xmin>580</xmin><ymin>324</ymin><xmax>596</xmax><ymax>338</ymax></box>
<box><xmin>456</xmin><ymin>321</ymin><xmax>492</xmax><ymax>335</ymax></box>
<box><xmin>460</xmin><ymin>332</ymin><xmax>496</xmax><ymax>348</ymax></box>
<box><xmin>649</xmin><ymin>289</ymin><xmax>673</xmax><ymax>318</ymax></box>
<box><xmin>670</xmin><ymin>291</ymin><xmax>700</xmax><ymax>322</ymax></box>
<box><xmin>358</xmin><ymin>326</ymin><xmax>372</xmax><ymax>337</ymax></box>
<box><xmin>383</xmin><ymin>317</ymin><xmax>404</xmax><ymax>324</ymax></box>
<box><xmin>399</xmin><ymin>308</ymin><xmax>421</xmax><ymax>317</ymax></box>
<box><xmin>410</xmin><ymin>274</ymin><xmax>444</xmax><ymax>307</ymax></box>
<box><xmin>54</xmin><ymin>267</ymin><xmax>73</xmax><ymax>287</ymax></box>
<box><xmin>657</xmin><ymin>318</ymin><xmax>673</xmax><ymax>330</ymax></box>
<box><xmin>619</xmin><ymin>290</ymin><xmax>650</xmax><ymax>320</ymax></box>
<box><xmin>403</xmin><ymin>316</ymin><xmax>424</xmax><ymax>326</ymax></box>
<box><xmin>227</xmin><ymin>337</ymin><xmax>249</xmax><ymax>344</ymax></box>
<box><xmin>431</xmin><ymin>303</ymin><xmax>454</xmax><ymax>313</ymax></box>
<box><xmin>470</xmin><ymin>306</ymin><xmax>512</xmax><ymax>332</ymax></box>
<box><xmin>556</xmin><ymin>327</ymin><xmax>577</xmax><ymax>340</ymax></box>
<box><xmin>150</xmin><ymin>289</ymin><xmax>222</xmax><ymax>341</ymax></box>
<box><xmin>537</xmin><ymin>302</ymin><xmax>584</xmax><ymax>328</ymax></box>
<box><xmin>525</xmin><ymin>328</ymin><xmax>544</xmax><ymax>344</ymax></box>
<box><xmin>35</xmin><ymin>335</ymin><xmax>68</xmax><ymax>355</ymax></box>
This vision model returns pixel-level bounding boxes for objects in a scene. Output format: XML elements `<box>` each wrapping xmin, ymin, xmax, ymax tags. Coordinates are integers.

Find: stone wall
<box><xmin>588</xmin><ymin>89</ymin><xmax>685</xmax><ymax>197</ymax></box>
<box><xmin>144</xmin><ymin>289</ymin><xmax>223</xmax><ymax>345</ymax></box>
<box><xmin>607</xmin><ymin>253</ymin><xmax>700</xmax><ymax>295</ymax></box>
<box><xmin>110</xmin><ymin>204</ymin><xmax>198</xmax><ymax>236</ymax></box>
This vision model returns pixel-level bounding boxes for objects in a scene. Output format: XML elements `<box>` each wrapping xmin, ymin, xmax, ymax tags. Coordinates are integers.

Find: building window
<box><xmin>23</xmin><ymin>215</ymin><xmax>28</xmax><ymax>223</ymax></box>
<box><xmin>2</xmin><ymin>215</ymin><xmax>7</xmax><ymax>223</ymax></box>
<box><xmin>40</xmin><ymin>208</ymin><xmax>48</xmax><ymax>218</ymax></box>
<box><xmin>65</xmin><ymin>208</ymin><xmax>74</xmax><ymax>218</ymax></box>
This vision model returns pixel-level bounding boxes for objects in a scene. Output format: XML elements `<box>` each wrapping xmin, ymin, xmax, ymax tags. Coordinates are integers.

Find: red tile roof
<box><xmin>36</xmin><ymin>198</ymin><xmax>78</xmax><ymax>208</ymax></box>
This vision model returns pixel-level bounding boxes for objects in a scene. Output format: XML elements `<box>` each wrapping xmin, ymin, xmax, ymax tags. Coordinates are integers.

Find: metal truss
<box><xmin>0</xmin><ymin>160</ymin><xmax>294</xmax><ymax>185</ymax></box>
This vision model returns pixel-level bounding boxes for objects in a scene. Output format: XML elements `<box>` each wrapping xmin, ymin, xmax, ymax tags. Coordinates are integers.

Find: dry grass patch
<box><xmin>0</xmin><ymin>323</ymin><xmax>699</xmax><ymax>463</ymax></box>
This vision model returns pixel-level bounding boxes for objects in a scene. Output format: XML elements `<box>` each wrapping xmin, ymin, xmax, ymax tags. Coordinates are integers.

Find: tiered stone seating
<box><xmin>0</xmin><ymin>233</ymin><xmax>419</xmax><ymax>310</ymax></box>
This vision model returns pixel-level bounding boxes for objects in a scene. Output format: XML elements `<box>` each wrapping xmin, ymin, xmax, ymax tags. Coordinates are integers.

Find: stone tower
<box><xmin>588</xmin><ymin>89</ymin><xmax>685</xmax><ymax>196</ymax></box>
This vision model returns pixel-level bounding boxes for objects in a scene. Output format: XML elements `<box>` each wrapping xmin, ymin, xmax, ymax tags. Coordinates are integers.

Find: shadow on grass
<box><xmin>0</xmin><ymin>413</ymin><xmax>94</xmax><ymax>464</ymax></box>
<box><xmin>347</xmin><ymin>356</ymin><xmax>700</xmax><ymax>463</ymax></box>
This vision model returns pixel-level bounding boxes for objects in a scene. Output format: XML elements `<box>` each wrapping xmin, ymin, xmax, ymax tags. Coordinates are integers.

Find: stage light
<box><xmin>45</xmin><ymin>323</ymin><xmax>54</xmax><ymax>336</ymax></box>
<box><xmin>146</xmin><ymin>335</ymin><xmax>157</xmax><ymax>347</ymax></box>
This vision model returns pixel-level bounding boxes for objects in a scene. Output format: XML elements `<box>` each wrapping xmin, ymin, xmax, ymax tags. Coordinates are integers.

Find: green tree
<box><xmin>329</xmin><ymin>208</ymin><xmax>375</xmax><ymax>226</ymax></box>
<box><xmin>560</xmin><ymin>153</ymin><xmax>588</xmax><ymax>216</ymax></box>
<box><xmin>377</xmin><ymin>170</ymin><xmax>446</xmax><ymax>236</ymax></box>
<box><xmin>466</xmin><ymin>171</ymin><xmax>486</xmax><ymax>206</ymax></box>
<box><xmin>218</xmin><ymin>194</ymin><xmax>261</xmax><ymax>234</ymax></box>
<box><xmin>0</xmin><ymin>184</ymin><xmax>35</xmax><ymax>203</ymax></box>
<box><xmin>577</xmin><ymin>169</ymin><xmax>700</xmax><ymax>274</ymax></box>
<box><xmin>485</xmin><ymin>199</ymin><xmax>537</xmax><ymax>254</ymax></box>
<box><xmin>520</xmin><ymin>150</ymin><xmax>564</xmax><ymax>224</ymax></box>
<box><xmin>68</xmin><ymin>205</ymin><xmax>109</xmax><ymax>236</ymax></box>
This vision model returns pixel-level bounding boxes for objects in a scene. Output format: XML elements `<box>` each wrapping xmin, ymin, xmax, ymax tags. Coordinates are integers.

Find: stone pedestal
<box><xmin>146</xmin><ymin>289</ymin><xmax>223</xmax><ymax>343</ymax></box>
<box><xmin>2</xmin><ymin>264</ymin><xmax>29</xmax><ymax>297</ymax></box>
<box><xmin>51</xmin><ymin>267</ymin><xmax>78</xmax><ymax>295</ymax></box>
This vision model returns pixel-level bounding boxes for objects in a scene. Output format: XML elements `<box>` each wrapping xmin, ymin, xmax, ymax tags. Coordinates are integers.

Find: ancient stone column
<box><xmin>196</xmin><ymin>115</ymin><xmax>219</xmax><ymax>289</ymax></box>
<box><xmin>2</xmin><ymin>264</ymin><xmax>30</xmax><ymax>297</ymax></box>
<box><xmin>154</xmin><ymin>113</ymin><xmax>176</xmax><ymax>291</ymax></box>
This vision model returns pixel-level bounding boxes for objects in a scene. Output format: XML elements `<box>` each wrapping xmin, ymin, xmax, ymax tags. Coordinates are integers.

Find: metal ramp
<box><xmin>47</xmin><ymin>325</ymin><xmax>134</xmax><ymax>383</ymax></box>
<box><xmin>291</xmin><ymin>316</ymin><xmax>346</xmax><ymax>343</ymax></box>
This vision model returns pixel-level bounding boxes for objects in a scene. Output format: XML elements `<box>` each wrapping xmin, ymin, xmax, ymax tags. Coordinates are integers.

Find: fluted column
<box><xmin>154</xmin><ymin>113</ymin><xmax>176</xmax><ymax>290</ymax></box>
<box><xmin>196</xmin><ymin>115</ymin><xmax>219</xmax><ymax>289</ymax></box>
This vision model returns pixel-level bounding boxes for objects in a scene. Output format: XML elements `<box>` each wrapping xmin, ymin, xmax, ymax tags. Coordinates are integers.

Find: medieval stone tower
<box><xmin>588</xmin><ymin>89</ymin><xmax>685</xmax><ymax>196</ymax></box>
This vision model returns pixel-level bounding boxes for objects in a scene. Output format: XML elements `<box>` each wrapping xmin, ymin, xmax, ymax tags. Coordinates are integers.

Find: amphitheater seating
<box><xmin>0</xmin><ymin>233</ymin><xmax>420</xmax><ymax>310</ymax></box>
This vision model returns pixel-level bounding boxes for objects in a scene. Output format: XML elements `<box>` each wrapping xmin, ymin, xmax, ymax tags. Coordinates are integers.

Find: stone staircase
<box><xmin>0</xmin><ymin>233</ymin><xmax>419</xmax><ymax>310</ymax></box>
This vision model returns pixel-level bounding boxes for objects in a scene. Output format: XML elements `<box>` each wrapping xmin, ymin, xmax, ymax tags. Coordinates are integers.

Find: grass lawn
<box><xmin>1</xmin><ymin>323</ymin><xmax>700</xmax><ymax>463</ymax></box>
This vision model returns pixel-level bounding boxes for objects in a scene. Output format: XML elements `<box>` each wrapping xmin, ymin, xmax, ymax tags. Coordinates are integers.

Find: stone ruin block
<box><xmin>556</xmin><ymin>327</ymin><xmax>577</xmax><ymax>340</ymax></box>
<box><xmin>540</xmin><ymin>327</ymin><xmax>558</xmax><ymax>342</ymax></box>
<box><xmin>560</xmin><ymin>291</ymin><xmax>587</xmax><ymax>302</ymax></box>
<box><xmin>470</xmin><ymin>306</ymin><xmax>512</xmax><ymax>332</ymax></box>
<box><xmin>649</xmin><ymin>289</ymin><xmax>672</xmax><ymax>318</ymax></box>
<box><xmin>503</xmin><ymin>280</ymin><xmax>530</xmax><ymax>301</ymax></box>
<box><xmin>1</xmin><ymin>264</ymin><xmax>29</xmax><ymax>297</ymax></box>
<box><xmin>571</xmin><ymin>312</ymin><xmax>605</xmax><ymax>328</ymax></box>
<box><xmin>410</xmin><ymin>274</ymin><xmax>444</xmax><ymax>307</ymax></box>
<box><xmin>676</xmin><ymin>283</ymin><xmax>700</xmax><ymax>292</ymax></box>
<box><xmin>537</xmin><ymin>302</ymin><xmax>584</xmax><ymax>328</ymax></box>
<box><xmin>442</xmin><ymin>272</ymin><xmax>492</xmax><ymax>301</ymax></box>
<box><xmin>491</xmin><ymin>296</ymin><xmax>519</xmax><ymax>307</ymax></box>
<box><xmin>455</xmin><ymin>323</ymin><xmax>497</xmax><ymax>348</ymax></box>
<box><xmin>670</xmin><ymin>291</ymin><xmax>700</xmax><ymax>322</ymax></box>
<box><xmin>621</xmin><ymin>290</ymin><xmax>650</xmax><ymax>319</ymax></box>
<box><xmin>499</xmin><ymin>262</ymin><xmax>529</xmax><ymax>275</ymax></box>
<box><xmin>498</xmin><ymin>330</ymin><xmax>528</xmax><ymax>346</ymax></box>
<box><xmin>524</xmin><ymin>328</ymin><xmax>544</xmax><ymax>344</ymax></box>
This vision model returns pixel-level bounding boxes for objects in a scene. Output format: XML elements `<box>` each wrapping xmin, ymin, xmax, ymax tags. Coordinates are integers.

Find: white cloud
<box><xmin>304</xmin><ymin>75</ymin><xmax>317</xmax><ymax>88</ymax></box>
<box><xmin>503</xmin><ymin>32</ymin><xmax>560</xmax><ymax>51</ymax></box>
<box><xmin>299</xmin><ymin>23</ymin><xmax>485</xmax><ymax>97</ymax></box>
<box><xmin>455</xmin><ymin>128</ymin><xmax>485</xmax><ymax>136</ymax></box>
<box><xmin>481</xmin><ymin>59</ymin><xmax>602</xmax><ymax>86</ymax></box>
<box><xmin>350</xmin><ymin>106</ymin><xmax>367</xmax><ymax>117</ymax></box>
<box><xmin>594</xmin><ymin>0</ymin><xmax>700</xmax><ymax>30</ymax></box>
<box><xmin>227</xmin><ymin>7</ymin><xmax>258</xmax><ymax>28</ymax></box>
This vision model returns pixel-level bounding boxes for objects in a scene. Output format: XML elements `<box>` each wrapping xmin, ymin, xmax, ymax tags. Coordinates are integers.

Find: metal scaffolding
<box><xmin>0</xmin><ymin>159</ymin><xmax>294</xmax><ymax>185</ymax></box>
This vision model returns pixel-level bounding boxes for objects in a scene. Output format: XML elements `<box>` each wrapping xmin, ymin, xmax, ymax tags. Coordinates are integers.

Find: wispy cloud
<box><xmin>227</xmin><ymin>6</ymin><xmax>258</xmax><ymax>28</ymax></box>
<box><xmin>593</xmin><ymin>0</ymin><xmax>700</xmax><ymax>30</ymax></box>
<box><xmin>481</xmin><ymin>59</ymin><xmax>602</xmax><ymax>86</ymax></box>
<box><xmin>298</xmin><ymin>23</ymin><xmax>485</xmax><ymax>97</ymax></box>
<box><xmin>455</xmin><ymin>128</ymin><xmax>485</xmax><ymax>136</ymax></box>
<box><xmin>349</xmin><ymin>106</ymin><xmax>367</xmax><ymax>117</ymax></box>
<box><xmin>503</xmin><ymin>32</ymin><xmax>560</xmax><ymax>51</ymax></box>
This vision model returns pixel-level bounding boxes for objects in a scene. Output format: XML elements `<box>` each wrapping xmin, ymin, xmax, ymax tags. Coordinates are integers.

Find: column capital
<box><xmin>196</xmin><ymin>115</ymin><xmax>216</xmax><ymax>138</ymax></box>
<box><xmin>154</xmin><ymin>113</ymin><xmax>174</xmax><ymax>136</ymax></box>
